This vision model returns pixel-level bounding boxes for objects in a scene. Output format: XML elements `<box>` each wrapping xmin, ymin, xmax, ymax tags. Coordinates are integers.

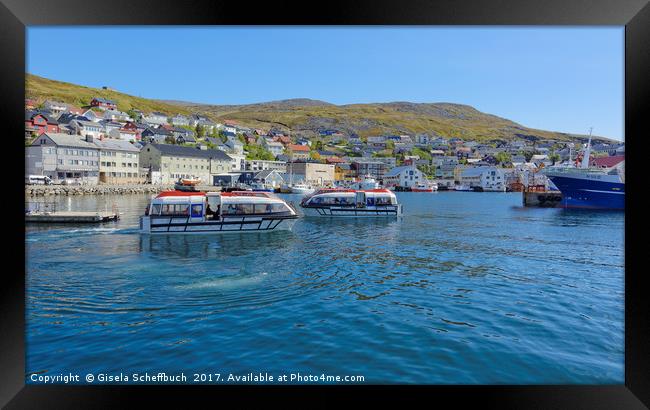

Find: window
<box><xmin>191</xmin><ymin>204</ymin><xmax>203</xmax><ymax>217</ymax></box>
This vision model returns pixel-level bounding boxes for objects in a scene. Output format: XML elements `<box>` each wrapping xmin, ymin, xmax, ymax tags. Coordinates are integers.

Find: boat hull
<box><xmin>546</xmin><ymin>175</ymin><xmax>625</xmax><ymax>210</ymax></box>
<box><xmin>140</xmin><ymin>215</ymin><xmax>298</xmax><ymax>234</ymax></box>
<box><xmin>301</xmin><ymin>205</ymin><xmax>402</xmax><ymax>217</ymax></box>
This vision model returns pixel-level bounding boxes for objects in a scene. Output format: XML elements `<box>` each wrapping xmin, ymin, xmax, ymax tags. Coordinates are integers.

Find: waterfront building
<box><xmin>139</xmin><ymin>143</ymin><xmax>232</xmax><ymax>184</ymax></box>
<box><xmin>287</xmin><ymin>162</ymin><xmax>335</xmax><ymax>186</ymax></box>
<box><xmin>456</xmin><ymin>166</ymin><xmax>506</xmax><ymax>191</ymax></box>
<box><xmin>383</xmin><ymin>165</ymin><xmax>425</xmax><ymax>188</ymax></box>
<box><xmin>350</xmin><ymin>159</ymin><xmax>389</xmax><ymax>180</ymax></box>
<box><xmin>26</xmin><ymin>133</ymin><xmax>100</xmax><ymax>184</ymax></box>
<box><xmin>253</xmin><ymin>169</ymin><xmax>285</xmax><ymax>188</ymax></box>
<box><xmin>94</xmin><ymin>138</ymin><xmax>143</xmax><ymax>184</ymax></box>
<box><xmin>245</xmin><ymin>159</ymin><xmax>288</xmax><ymax>173</ymax></box>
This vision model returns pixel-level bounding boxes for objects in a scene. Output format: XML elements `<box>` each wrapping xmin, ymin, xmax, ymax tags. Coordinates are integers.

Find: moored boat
<box><xmin>411</xmin><ymin>181</ymin><xmax>438</xmax><ymax>192</ymax></box>
<box><xmin>300</xmin><ymin>188</ymin><xmax>402</xmax><ymax>217</ymax></box>
<box><xmin>454</xmin><ymin>184</ymin><xmax>472</xmax><ymax>191</ymax></box>
<box><xmin>542</xmin><ymin>131</ymin><xmax>624</xmax><ymax>210</ymax></box>
<box><xmin>140</xmin><ymin>190</ymin><xmax>299</xmax><ymax>234</ymax></box>
<box><xmin>290</xmin><ymin>183</ymin><xmax>315</xmax><ymax>195</ymax></box>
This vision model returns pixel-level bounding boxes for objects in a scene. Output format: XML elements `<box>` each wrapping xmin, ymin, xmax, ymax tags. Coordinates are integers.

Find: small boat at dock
<box><xmin>290</xmin><ymin>183</ymin><xmax>315</xmax><ymax>195</ymax></box>
<box><xmin>411</xmin><ymin>181</ymin><xmax>438</xmax><ymax>192</ymax></box>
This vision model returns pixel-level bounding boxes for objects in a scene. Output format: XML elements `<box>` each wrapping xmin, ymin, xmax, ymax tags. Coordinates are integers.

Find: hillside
<box><xmin>26</xmin><ymin>74</ymin><xmax>193</xmax><ymax>116</ymax></box>
<box><xmin>26</xmin><ymin>74</ymin><xmax>615</xmax><ymax>144</ymax></box>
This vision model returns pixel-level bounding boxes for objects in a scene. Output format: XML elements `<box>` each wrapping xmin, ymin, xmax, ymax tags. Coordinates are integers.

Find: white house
<box><xmin>103</xmin><ymin>109</ymin><xmax>132</xmax><ymax>122</ymax></box>
<box><xmin>142</xmin><ymin>112</ymin><xmax>168</xmax><ymax>125</ymax></box>
<box><xmin>82</xmin><ymin>109</ymin><xmax>105</xmax><ymax>123</ymax></box>
<box><xmin>383</xmin><ymin>165</ymin><xmax>425</xmax><ymax>188</ymax></box>
<box><xmin>170</xmin><ymin>114</ymin><xmax>190</xmax><ymax>126</ymax></box>
<box><xmin>458</xmin><ymin>166</ymin><xmax>506</xmax><ymax>191</ymax></box>
<box><xmin>70</xmin><ymin>120</ymin><xmax>104</xmax><ymax>139</ymax></box>
<box><xmin>262</xmin><ymin>139</ymin><xmax>285</xmax><ymax>157</ymax></box>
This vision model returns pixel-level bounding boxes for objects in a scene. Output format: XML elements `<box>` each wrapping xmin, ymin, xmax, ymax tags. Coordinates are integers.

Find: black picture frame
<box><xmin>2</xmin><ymin>0</ymin><xmax>648</xmax><ymax>407</ymax></box>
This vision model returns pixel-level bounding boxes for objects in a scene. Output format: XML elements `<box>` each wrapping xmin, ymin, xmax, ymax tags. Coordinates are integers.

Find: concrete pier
<box><xmin>523</xmin><ymin>190</ymin><xmax>563</xmax><ymax>207</ymax></box>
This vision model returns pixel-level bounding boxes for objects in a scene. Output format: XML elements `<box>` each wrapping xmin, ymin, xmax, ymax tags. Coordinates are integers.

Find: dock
<box><xmin>522</xmin><ymin>185</ymin><xmax>563</xmax><ymax>207</ymax></box>
<box><xmin>25</xmin><ymin>211</ymin><xmax>119</xmax><ymax>223</ymax></box>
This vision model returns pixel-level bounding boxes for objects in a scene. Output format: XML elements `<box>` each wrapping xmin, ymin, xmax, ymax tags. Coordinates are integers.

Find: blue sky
<box><xmin>27</xmin><ymin>27</ymin><xmax>624</xmax><ymax>140</ymax></box>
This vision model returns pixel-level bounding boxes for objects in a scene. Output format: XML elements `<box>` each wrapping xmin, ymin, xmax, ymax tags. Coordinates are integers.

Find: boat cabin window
<box><xmin>160</xmin><ymin>203</ymin><xmax>190</xmax><ymax>216</ymax></box>
<box><xmin>191</xmin><ymin>204</ymin><xmax>203</xmax><ymax>217</ymax></box>
<box><xmin>375</xmin><ymin>196</ymin><xmax>396</xmax><ymax>206</ymax></box>
<box><xmin>221</xmin><ymin>202</ymin><xmax>290</xmax><ymax>215</ymax></box>
<box><xmin>309</xmin><ymin>196</ymin><xmax>352</xmax><ymax>205</ymax></box>
<box><xmin>151</xmin><ymin>204</ymin><xmax>162</xmax><ymax>215</ymax></box>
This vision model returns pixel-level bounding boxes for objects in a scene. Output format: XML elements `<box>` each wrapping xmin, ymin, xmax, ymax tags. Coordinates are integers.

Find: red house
<box><xmin>25</xmin><ymin>112</ymin><xmax>59</xmax><ymax>136</ymax></box>
<box><xmin>90</xmin><ymin>97</ymin><xmax>117</xmax><ymax>110</ymax></box>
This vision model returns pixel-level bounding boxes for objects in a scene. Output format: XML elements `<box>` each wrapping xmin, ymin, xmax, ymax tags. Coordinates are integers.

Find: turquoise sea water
<box><xmin>25</xmin><ymin>192</ymin><xmax>624</xmax><ymax>384</ymax></box>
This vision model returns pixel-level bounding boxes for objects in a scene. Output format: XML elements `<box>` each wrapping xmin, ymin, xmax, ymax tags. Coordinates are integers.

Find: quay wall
<box><xmin>25</xmin><ymin>184</ymin><xmax>219</xmax><ymax>197</ymax></box>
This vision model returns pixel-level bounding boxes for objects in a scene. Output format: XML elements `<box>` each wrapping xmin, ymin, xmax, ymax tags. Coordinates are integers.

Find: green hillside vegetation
<box><xmin>26</xmin><ymin>74</ymin><xmax>193</xmax><ymax>116</ymax></box>
<box><xmin>26</xmin><ymin>73</ymin><xmax>616</xmax><ymax>144</ymax></box>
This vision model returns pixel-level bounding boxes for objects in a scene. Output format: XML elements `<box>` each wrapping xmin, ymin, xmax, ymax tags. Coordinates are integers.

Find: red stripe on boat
<box><xmin>156</xmin><ymin>190</ymin><xmax>206</xmax><ymax>198</ymax></box>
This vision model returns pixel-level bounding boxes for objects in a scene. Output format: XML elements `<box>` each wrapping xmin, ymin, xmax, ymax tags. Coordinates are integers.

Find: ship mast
<box><xmin>580</xmin><ymin>127</ymin><xmax>593</xmax><ymax>169</ymax></box>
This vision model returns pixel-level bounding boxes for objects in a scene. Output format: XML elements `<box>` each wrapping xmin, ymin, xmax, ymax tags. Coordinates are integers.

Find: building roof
<box><xmin>590</xmin><ymin>155</ymin><xmax>625</xmax><ymax>168</ymax></box>
<box><xmin>147</xmin><ymin>143</ymin><xmax>233</xmax><ymax>161</ymax></box>
<box><xmin>288</xmin><ymin>144</ymin><xmax>310</xmax><ymax>152</ymax></box>
<box><xmin>385</xmin><ymin>166</ymin><xmax>419</xmax><ymax>177</ymax></box>
<box><xmin>460</xmin><ymin>166</ymin><xmax>499</xmax><ymax>177</ymax></box>
<box><xmin>37</xmin><ymin>133</ymin><xmax>99</xmax><ymax>149</ymax></box>
<box><xmin>93</xmin><ymin>138</ymin><xmax>140</xmax><ymax>152</ymax></box>
<box><xmin>255</xmin><ymin>169</ymin><xmax>281</xmax><ymax>180</ymax></box>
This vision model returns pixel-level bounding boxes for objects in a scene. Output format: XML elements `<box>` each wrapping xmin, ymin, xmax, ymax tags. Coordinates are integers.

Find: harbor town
<box><xmin>22</xmin><ymin>26</ymin><xmax>625</xmax><ymax>387</ymax></box>
<box><xmin>25</xmin><ymin>96</ymin><xmax>625</xmax><ymax>207</ymax></box>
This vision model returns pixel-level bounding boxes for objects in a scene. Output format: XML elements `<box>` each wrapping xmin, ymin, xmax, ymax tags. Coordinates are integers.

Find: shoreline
<box><xmin>25</xmin><ymin>184</ymin><xmax>218</xmax><ymax>197</ymax></box>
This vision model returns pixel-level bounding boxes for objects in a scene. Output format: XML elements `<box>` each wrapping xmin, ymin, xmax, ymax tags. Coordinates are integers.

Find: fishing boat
<box><xmin>411</xmin><ymin>181</ymin><xmax>438</xmax><ymax>192</ymax></box>
<box><xmin>290</xmin><ymin>183</ymin><xmax>315</xmax><ymax>195</ymax></box>
<box><xmin>300</xmin><ymin>188</ymin><xmax>402</xmax><ymax>217</ymax></box>
<box><xmin>140</xmin><ymin>190</ymin><xmax>299</xmax><ymax>234</ymax></box>
<box><xmin>250</xmin><ymin>181</ymin><xmax>274</xmax><ymax>192</ymax></box>
<box><xmin>542</xmin><ymin>130</ymin><xmax>624</xmax><ymax>210</ymax></box>
<box><xmin>174</xmin><ymin>177</ymin><xmax>202</xmax><ymax>191</ymax></box>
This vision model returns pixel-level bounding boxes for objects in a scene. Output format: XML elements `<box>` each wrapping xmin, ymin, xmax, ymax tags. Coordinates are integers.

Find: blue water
<box><xmin>25</xmin><ymin>192</ymin><xmax>624</xmax><ymax>384</ymax></box>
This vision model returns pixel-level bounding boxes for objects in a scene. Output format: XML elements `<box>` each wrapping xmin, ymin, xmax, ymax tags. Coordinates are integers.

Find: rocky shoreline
<box><xmin>25</xmin><ymin>184</ymin><xmax>217</xmax><ymax>197</ymax></box>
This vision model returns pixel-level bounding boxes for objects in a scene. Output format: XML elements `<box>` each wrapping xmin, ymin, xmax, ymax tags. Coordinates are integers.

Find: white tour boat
<box><xmin>300</xmin><ymin>188</ymin><xmax>403</xmax><ymax>217</ymax></box>
<box><xmin>454</xmin><ymin>184</ymin><xmax>472</xmax><ymax>191</ymax></box>
<box><xmin>140</xmin><ymin>190</ymin><xmax>299</xmax><ymax>234</ymax></box>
